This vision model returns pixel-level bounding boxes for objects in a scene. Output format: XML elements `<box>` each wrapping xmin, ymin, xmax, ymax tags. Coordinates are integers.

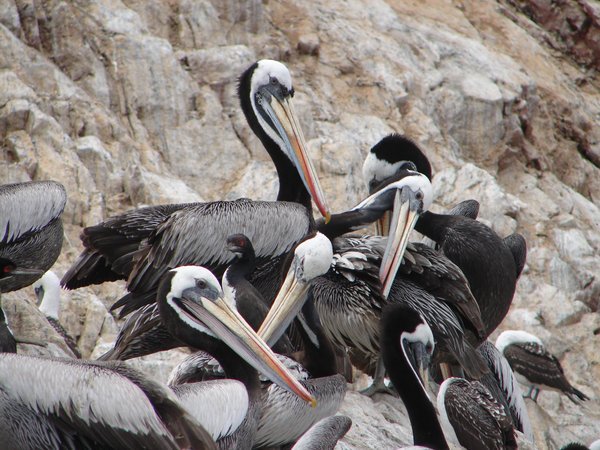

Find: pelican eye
<box><xmin>425</xmin><ymin>342</ymin><xmax>433</xmax><ymax>354</ymax></box>
<box><xmin>415</xmin><ymin>191</ymin><xmax>423</xmax><ymax>201</ymax></box>
<box><xmin>270</xmin><ymin>76</ymin><xmax>278</xmax><ymax>85</ymax></box>
<box><xmin>195</xmin><ymin>279</ymin><xmax>207</xmax><ymax>289</ymax></box>
<box><xmin>400</xmin><ymin>161</ymin><xmax>417</xmax><ymax>172</ymax></box>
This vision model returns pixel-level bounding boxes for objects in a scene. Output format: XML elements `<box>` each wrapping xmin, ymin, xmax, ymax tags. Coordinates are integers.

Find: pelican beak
<box><xmin>379</xmin><ymin>188</ymin><xmax>422</xmax><ymax>299</ymax></box>
<box><xmin>376</xmin><ymin>211</ymin><xmax>390</xmax><ymax>236</ymax></box>
<box><xmin>265</xmin><ymin>95</ymin><xmax>331</xmax><ymax>222</ymax></box>
<box><xmin>178</xmin><ymin>288</ymin><xmax>316</xmax><ymax>407</ymax></box>
<box><xmin>403</xmin><ymin>339</ymin><xmax>433</xmax><ymax>401</ymax></box>
<box><xmin>10</xmin><ymin>268</ymin><xmax>44</xmax><ymax>276</ymax></box>
<box><xmin>257</xmin><ymin>267</ymin><xmax>310</xmax><ymax>347</ymax></box>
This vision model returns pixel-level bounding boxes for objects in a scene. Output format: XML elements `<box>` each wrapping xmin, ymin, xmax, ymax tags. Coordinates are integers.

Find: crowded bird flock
<box><xmin>0</xmin><ymin>60</ymin><xmax>594</xmax><ymax>450</ymax></box>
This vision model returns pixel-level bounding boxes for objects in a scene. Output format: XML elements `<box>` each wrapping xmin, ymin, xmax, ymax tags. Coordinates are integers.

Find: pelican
<box><xmin>170</xmin><ymin>233</ymin><xmax>347</xmax><ymax>448</ymax></box>
<box><xmin>380</xmin><ymin>303</ymin><xmax>448</xmax><ymax>449</ymax></box>
<box><xmin>0</xmin><ymin>265</ymin><xmax>315</xmax><ymax>449</ymax></box>
<box><xmin>299</xmin><ymin>169</ymin><xmax>488</xmax><ymax>392</ymax></box>
<box><xmin>63</xmin><ymin>61</ymin><xmax>332</xmax><ymax>363</ymax></box>
<box><xmin>381</xmin><ymin>304</ymin><xmax>516</xmax><ymax>450</ymax></box>
<box><xmin>62</xmin><ymin>60</ymin><xmax>329</xmax><ymax>309</ymax></box>
<box><xmin>33</xmin><ymin>271</ymin><xmax>81</xmax><ymax>358</ymax></box>
<box><xmin>0</xmin><ymin>181</ymin><xmax>66</xmax><ymax>293</ymax></box>
<box><xmin>0</xmin><ymin>355</ymin><xmax>217</xmax><ymax>449</ymax></box>
<box><xmin>495</xmin><ymin>330</ymin><xmax>589</xmax><ymax>403</ymax></box>
<box><xmin>158</xmin><ymin>265</ymin><xmax>319</xmax><ymax>449</ymax></box>
<box><xmin>363</xmin><ymin>133</ymin><xmax>527</xmax><ymax>338</ymax></box>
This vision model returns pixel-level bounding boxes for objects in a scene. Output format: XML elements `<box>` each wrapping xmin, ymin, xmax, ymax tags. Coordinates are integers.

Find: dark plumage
<box><xmin>64</xmin><ymin>61</ymin><xmax>330</xmax><ymax>362</ymax></box>
<box><xmin>363</xmin><ymin>134</ymin><xmax>526</xmax><ymax>338</ymax></box>
<box><xmin>0</xmin><ymin>181</ymin><xmax>66</xmax><ymax>293</ymax></box>
<box><xmin>438</xmin><ymin>377</ymin><xmax>517</xmax><ymax>450</ymax></box>
<box><xmin>380</xmin><ymin>304</ymin><xmax>449</xmax><ymax>449</ymax></box>
<box><xmin>496</xmin><ymin>330</ymin><xmax>589</xmax><ymax>403</ymax></box>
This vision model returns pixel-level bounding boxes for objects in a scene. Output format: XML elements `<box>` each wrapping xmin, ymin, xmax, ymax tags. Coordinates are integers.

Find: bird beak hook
<box><xmin>269</xmin><ymin>96</ymin><xmax>331</xmax><ymax>222</ymax></box>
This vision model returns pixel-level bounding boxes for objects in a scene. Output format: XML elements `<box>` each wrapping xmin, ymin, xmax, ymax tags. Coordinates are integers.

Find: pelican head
<box><xmin>0</xmin><ymin>258</ymin><xmax>44</xmax><ymax>291</ymax></box>
<box><xmin>240</xmin><ymin>60</ymin><xmax>330</xmax><ymax>221</ymax></box>
<box><xmin>353</xmin><ymin>170</ymin><xmax>433</xmax><ymax>298</ymax></box>
<box><xmin>362</xmin><ymin>133</ymin><xmax>433</xmax><ymax>190</ymax></box>
<box><xmin>258</xmin><ymin>232</ymin><xmax>333</xmax><ymax>346</ymax></box>
<box><xmin>158</xmin><ymin>266</ymin><xmax>315</xmax><ymax>406</ymax></box>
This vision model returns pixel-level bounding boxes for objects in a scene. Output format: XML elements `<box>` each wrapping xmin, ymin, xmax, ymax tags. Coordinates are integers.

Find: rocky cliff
<box><xmin>1</xmin><ymin>0</ymin><xmax>598</xmax><ymax>448</ymax></box>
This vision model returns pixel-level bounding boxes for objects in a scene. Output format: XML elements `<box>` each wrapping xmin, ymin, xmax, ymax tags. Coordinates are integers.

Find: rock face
<box><xmin>1</xmin><ymin>0</ymin><xmax>598</xmax><ymax>448</ymax></box>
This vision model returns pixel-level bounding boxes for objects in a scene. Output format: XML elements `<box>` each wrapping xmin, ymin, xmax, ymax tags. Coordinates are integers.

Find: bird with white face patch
<box><xmin>33</xmin><ymin>271</ymin><xmax>81</xmax><ymax>358</ymax></box>
<box><xmin>159</xmin><ymin>264</ymin><xmax>318</xmax><ymax>450</ymax></box>
<box><xmin>381</xmin><ymin>304</ymin><xmax>516</xmax><ymax>450</ymax></box>
<box><xmin>309</xmin><ymin>141</ymin><xmax>488</xmax><ymax>394</ymax></box>
<box><xmin>495</xmin><ymin>330</ymin><xmax>589</xmax><ymax>404</ymax></box>
<box><xmin>171</xmin><ymin>233</ymin><xmax>347</xmax><ymax>449</ymax></box>
<box><xmin>64</xmin><ymin>59</ymin><xmax>331</xmax><ymax>362</ymax></box>
<box><xmin>363</xmin><ymin>133</ymin><xmax>527</xmax><ymax>340</ymax></box>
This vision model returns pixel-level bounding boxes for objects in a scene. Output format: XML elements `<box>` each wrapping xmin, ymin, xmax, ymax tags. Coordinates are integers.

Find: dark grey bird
<box><xmin>363</xmin><ymin>133</ymin><xmax>527</xmax><ymax>339</ymax></box>
<box><xmin>437</xmin><ymin>377</ymin><xmax>518</xmax><ymax>450</ymax></box>
<box><xmin>0</xmin><ymin>181</ymin><xmax>66</xmax><ymax>293</ymax></box>
<box><xmin>381</xmin><ymin>303</ymin><xmax>516</xmax><ymax>450</ymax></box>
<box><xmin>290</xmin><ymin>415</ymin><xmax>352</xmax><ymax>450</ymax></box>
<box><xmin>0</xmin><ymin>354</ymin><xmax>217</xmax><ymax>449</ymax></box>
<box><xmin>156</xmin><ymin>265</ymin><xmax>316</xmax><ymax>450</ymax></box>
<box><xmin>302</xmin><ymin>169</ymin><xmax>488</xmax><ymax>392</ymax></box>
<box><xmin>33</xmin><ymin>271</ymin><xmax>81</xmax><ymax>358</ymax></box>
<box><xmin>380</xmin><ymin>303</ymin><xmax>449</xmax><ymax>449</ymax></box>
<box><xmin>0</xmin><ymin>258</ymin><xmax>48</xmax><ymax>353</ymax></box>
<box><xmin>170</xmin><ymin>233</ymin><xmax>346</xmax><ymax>449</ymax></box>
<box><xmin>495</xmin><ymin>330</ymin><xmax>589</xmax><ymax>403</ymax></box>
<box><xmin>62</xmin><ymin>60</ymin><xmax>331</xmax><ymax>360</ymax></box>
<box><xmin>62</xmin><ymin>59</ymin><xmax>329</xmax><ymax>303</ymax></box>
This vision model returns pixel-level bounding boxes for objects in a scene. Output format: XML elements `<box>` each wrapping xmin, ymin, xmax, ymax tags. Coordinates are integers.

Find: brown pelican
<box><xmin>495</xmin><ymin>330</ymin><xmax>589</xmax><ymax>403</ymax></box>
<box><xmin>62</xmin><ymin>59</ymin><xmax>329</xmax><ymax>306</ymax></box>
<box><xmin>0</xmin><ymin>354</ymin><xmax>217</xmax><ymax>449</ymax></box>
<box><xmin>0</xmin><ymin>265</ymin><xmax>315</xmax><ymax>449</ymax></box>
<box><xmin>63</xmin><ymin>60</ymin><xmax>331</xmax><ymax>363</ymax></box>
<box><xmin>170</xmin><ymin>233</ymin><xmax>347</xmax><ymax>449</ymax></box>
<box><xmin>381</xmin><ymin>304</ymin><xmax>516</xmax><ymax>450</ymax></box>
<box><xmin>290</xmin><ymin>415</ymin><xmax>352</xmax><ymax>450</ymax></box>
<box><xmin>363</xmin><ymin>133</ymin><xmax>527</xmax><ymax>338</ymax></box>
<box><xmin>292</xmin><ymin>170</ymin><xmax>488</xmax><ymax>393</ymax></box>
<box><xmin>33</xmin><ymin>271</ymin><xmax>81</xmax><ymax>358</ymax></box>
<box><xmin>0</xmin><ymin>181</ymin><xmax>66</xmax><ymax>293</ymax></box>
<box><xmin>380</xmin><ymin>303</ymin><xmax>449</xmax><ymax>449</ymax></box>
<box><xmin>157</xmin><ymin>265</ymin><xmax>316</xmax><ymax>449</ymax></box>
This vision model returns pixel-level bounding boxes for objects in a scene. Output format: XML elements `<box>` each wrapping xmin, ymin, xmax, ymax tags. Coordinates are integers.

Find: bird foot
<box><xmin>360</xmin><ymin>380</ymin><xmax>397</xmax><ymax>397</ymax></box>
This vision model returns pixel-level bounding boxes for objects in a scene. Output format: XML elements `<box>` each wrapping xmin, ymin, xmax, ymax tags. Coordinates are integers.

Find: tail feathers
<box><xmin>568</xmin><ymin>386</ymin><xmax>589</xmax><ymax>403</ymax></box>
<box><xmin>451</xmin><ymin>339</ymin><xmax>489</xmax><ymax>380</ymax></box>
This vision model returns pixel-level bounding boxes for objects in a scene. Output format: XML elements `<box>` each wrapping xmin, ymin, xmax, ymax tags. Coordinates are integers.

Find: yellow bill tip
<box><xmin>310</xmin><ymin>397</ymin><xmax>318</xmax><ymax>408</ymax></box>
<box><xmin>324</xmin><ymin>212</ymin><xmax>331</xmax><ymax>224</ymax></box>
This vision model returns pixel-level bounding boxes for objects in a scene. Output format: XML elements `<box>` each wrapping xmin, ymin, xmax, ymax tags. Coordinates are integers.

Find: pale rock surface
<box><xmin>1</xmin><ymin>0</ymin><xmax>599</xmax><ymax>448</ymax></box>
